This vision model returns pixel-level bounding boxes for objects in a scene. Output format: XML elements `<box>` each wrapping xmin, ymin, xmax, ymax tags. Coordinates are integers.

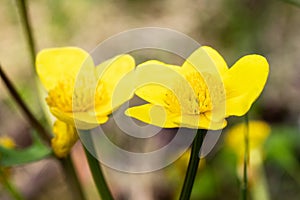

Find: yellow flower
<box><xmin>51</xmin><ymin>120</ymin><xmax>78</xmax><ymax>158</ymax></box>
<box><xmin>36</xmin><ymin>47</ymin><xmax>135</xmax><ymax>129</ymax></box>
<box><xmin>225</xmin><ymin>120</ymin><xmax>271</xmax><ymax>161</ymax></box>
<box><xmin>36</xmin><ymin>47</ymin><xmax>135</xmax><ymax>157</ymax></box>
<box><xmin>0</xmin><ymin>136</ymin><xmax>15</xmax><ymax>178</ymax></box>
<box><xmin>126</xmin><ymin>46</ymin><xmax>269</xmax><ymax>130</ymax></box>
<box><xmin>225</xmin><ymin>121</ymin><xmax>271</xmax><ymax>188</ymax></box>
<box><xmin>0</xmin><ymin>136</ymin><xmax>15</xmax><ymax>149</ymax></box>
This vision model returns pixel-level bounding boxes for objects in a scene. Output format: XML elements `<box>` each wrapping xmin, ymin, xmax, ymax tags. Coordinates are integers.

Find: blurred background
<box><xmin>0</xmin><ymin>0</ymin><xmax>300</xmax><ymax>199</ymax></box>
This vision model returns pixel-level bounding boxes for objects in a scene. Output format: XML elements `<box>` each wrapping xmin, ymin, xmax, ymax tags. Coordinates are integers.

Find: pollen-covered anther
<box><xmin>46</xmin><ymin>76</ymin><xmax>106</xmax><ymax>113</ymax></box>
<box><xmin>46</xmin><ymin>78</ymin><xmax>74</xmax><ymax>112</ymax></box>
<box><xmin>164</xmin><ymin>72</ymin><xmax>224</xmax><ymax>115</ymax></box>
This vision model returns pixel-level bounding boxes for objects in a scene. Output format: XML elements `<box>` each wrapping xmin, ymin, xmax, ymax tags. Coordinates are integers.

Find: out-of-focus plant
<box><xmin>0</xmin><ymin>136</ymin><xmax>23</xmax><ymax>200</ymax></box>
<box><xmin>226</xmin><ymin>120</ymin><xmax>271</xmax><ymax>200</ymax></box>
<box><xmin>264</xmin><ymin>126</ymin><xmax>300</xmax><ymax>185</ymax></box>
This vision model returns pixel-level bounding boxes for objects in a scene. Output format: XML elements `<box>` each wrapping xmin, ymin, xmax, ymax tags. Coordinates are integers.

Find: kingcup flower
<box><xmin>225</xmin><ymin>121</ymin><xmax>271</xmax><ymax>200</ymax></box>
<box><xmin>226</xmin><ymin>121</ymin><xmax>271</xmax><ymax>161</ymax></box>
<box><xmin>36</xmin><ymin>47</ymin><xmax>135</xmax><ymax>157</ymax></box>
<box><xmin>0</xmin><ymin>136</ymin><xmax>15</xmax><ymax>149</ymax></box>
<box><xmin>126</xmin><ymin>46</ymin><xmax>269</xmax><ymax>130</ymax></box>
<box><xmin>225</xmin><ymin>121</ymin><xmax>271</xmax><ymax>174</ymax></box>
<box><xmin>0</xmin><ymin>136</ymin><xmax>15</xmax><ymax>179</ymax></box>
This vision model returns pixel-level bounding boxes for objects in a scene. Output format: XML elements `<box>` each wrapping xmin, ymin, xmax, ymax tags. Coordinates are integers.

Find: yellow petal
<box><xmin>204</xmin><ymin>111</ymin><xmax>226</xmax><ymax>123</ymax></box>
<box><xmin>95</xmin><ymin>99</ymin><xmax>114</xmax><ymax>116</ymax></box>
<box><xmin>134</xmin><ymin>60</ymin><xmax>184</xmax><ymax>106</ymax></box>
<box><xmin>36</xmin><ymin>47</ymin><xmax>94</xmax><ymax>90</ymax></box>
<box><xmin>50</xmin><ymin>107</ymin><xmax>108</xmax><ymax>130</ymax></box>
<box><xmin>96</xmin><ymin>54</ymin><xmax>135</xmax><ymax>92</ymax></box>
<box><xmin>52</xmin><ymin>120</ymin><xmax>78</xmax><ymax>158</ymax></box>
<box><xmin>173</xmin><ymin>113</ymin><xmax>227</xmax><ymax>130</ymax></box>
<box><xmin>225</xmin><ymin>120</ymin><xmax>271</xmax><ymax>156</ymax></box>
<box><xmin>94</xmin><ymin>55</ymin><xmax>135</xmax><ymax>115</ymax></box>
<box><xmin>96</xmin><ymin>69</ymin><xmax>137</xmax><ymax>116</ymax></box>
<box><xmin>135</xmin><ymin>84</ymin><xmax>169</xmax><ymax>106</ymax></box>
<box><xmin>137</xmin><ymin>60</ymin><xmax>182</xmax><ymax>73</ymax></box>
<box><xmin>125</xmin><ymin>104</ymin><xmax>178</xmax><ymax>128</ymax></box>
<box><xmin>182</xmin><ymin>46</ymin><xmax>228</xmax><ymax>76</ymax></box>
<box><xmin>224</xmin><ymin>55</ymin><xmax>269</xmax><ymax>116</ymax></box>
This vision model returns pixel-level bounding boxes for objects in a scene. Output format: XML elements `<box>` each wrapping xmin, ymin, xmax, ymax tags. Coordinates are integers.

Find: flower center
<box><xmin>46</xmin><ymin>75</ymin><xmax>105</xmax><ymax>113</ymax></box>
<box><xmin>164</xmin><ymin>72</ymin><xmax>224</xmax><ymax>115</ymax></box>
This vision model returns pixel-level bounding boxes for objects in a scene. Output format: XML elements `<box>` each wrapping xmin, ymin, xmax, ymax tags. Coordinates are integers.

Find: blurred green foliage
<box><xmin>0</xmin><ymin>132</ymin><xmax>51</xmax><ymax>167</ymax></box>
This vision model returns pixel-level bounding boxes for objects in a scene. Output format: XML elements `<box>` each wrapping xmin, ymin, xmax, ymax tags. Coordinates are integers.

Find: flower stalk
<box><xmin>11</xmin><ymin>1</ymin><xmax>87</xmax><ymax>199</ymax></box>
<box><xmin>81</xmin><ymin>132</ymin><xmax>114</xmax><ymax>200</ymax></box>
<box><xmin>242</xmin><ymin>114</ymin><xmax>249</xmax><ymax>200</ymax></box>
<box><xmin>0</xmin><ymin>65</ymin><xmax>51</xmax><ymax>144</ymax></box>
<box><xmin>0</xmin><ymin>169</ymin><xmax>24</xmax><ymax>200</ymax></box>
<box><xmin>0</xmin><ymin>64</ymin><xmax>86</xmax><ymax>199</ymax></box>
<box><xmin>15</xmin><ymin>0</ymin><xmax>36</xmax><ymax>66</ymax></box>
<box><xmin>179</xmin><ymin>129</ymin><xmax>207</xmax><ymax>200</ymax></box>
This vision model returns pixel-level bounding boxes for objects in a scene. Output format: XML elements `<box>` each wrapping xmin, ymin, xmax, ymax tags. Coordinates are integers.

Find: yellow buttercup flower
<box><xmin>51</xmin><ymin>120</ymin><xmax>78</xmax><ymax>158</ymax></box>
<box><xmin>225</xmin><ymin>121</ymin><xmax>270</xmax><ymax>179</ymax></box>
<box><xmin>225</xmin><ymin>120</ymin><xmax>271</xmax><ymax>161</ymax></box>
<box><xmin>37</xmin><ymin>47</ymin><xmax>135</xmax><ymax>129</ymax></box>
<box><xmin>225</xmin><ymin>121</ymin><xmax>271</xmax><ymax>199</ymax></box>
<box><xmin>36</xmin><ymin>47</ymin><xmax>135</xmax><ymax>157</ymax></box>
<box><xmin>0</xmin><ymin>136</ymin><xmax>15</xmax><ymax>180</ymax></box>
<box><xmin>0</xmin><ymin>136</ymin><xmax>15</xmax><ymax>149</ymax></box>
<box><xmin>126</xmin><ymin>46</ymin><xmax>269</xmax><ymax>130</ymax></box>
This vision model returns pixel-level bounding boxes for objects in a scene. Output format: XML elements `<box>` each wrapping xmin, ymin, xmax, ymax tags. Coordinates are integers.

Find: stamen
<box><xmin>164</xmin><ymin>72</ymin><xmax>224</xmax><ymax>115</ymax></box>
<box><xmin>46</xmin><ymin>74</ymin><xmax>105</xmax><ymax>113</ymax></box>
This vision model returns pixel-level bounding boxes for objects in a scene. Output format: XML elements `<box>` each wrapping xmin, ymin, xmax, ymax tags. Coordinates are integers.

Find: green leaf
<box><xmin>0</xmin><ymin>132</ymin><xmax>52</xmax><ymax>167</ymax></box>
<box><xmin>264</xmin><ymin>126</ymin><xmax>300</xmax><ymax>182</ymax></box>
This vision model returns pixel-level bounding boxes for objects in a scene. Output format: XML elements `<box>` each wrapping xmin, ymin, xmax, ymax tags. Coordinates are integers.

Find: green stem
<box><xmin>0</xmin><ymin>169</ymin><xmax>24</xmax><ymax>200</ymax></box>
<box><xmin>179</xmin><ymin>129</ymin><xmax>207</xmax><ymax>200</ymax></box>
<box><xmin>81</xmin><ymin>133</ymin><xmax>114</xmax><ymax>200</ymax></box>
<box><xmin>242</xmin><ymin>114</ymin><xmax>249</xmax><ymax>200</ymax></box>
<box><xmin>60</xmin><ymin>155</ymin><xmax>86</xmax><ymax>200</ymax></box>
<box><xmin>15</xmin><ymin>0</ymin><xmax>36</xmax><ymax>66</ymax></box>
<box><xmin>0</xmin><ymin>65</ymin><xmax>51</xmax><ymax>144</ymax></box>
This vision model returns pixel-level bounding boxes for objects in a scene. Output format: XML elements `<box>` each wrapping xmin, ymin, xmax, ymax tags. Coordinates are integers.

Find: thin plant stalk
<box><xmin>81</xmin><ymin>132</ymin><xmax>114</xmax><ymax>200</ymax></box>
<box><xmin>0</xmin><ymin>65</ymin><xmax>86</xmax><ymax>199</ymax></box>
<box><xmin>15</xmin><ymin>0</ymin><xmax>36</xmax><ymax>66</ymax></box>
<box><xmin>0</xmin><ymin>169</ymin><xmax>24</xmax><ymax>200</ymax></box>
<box><xmin>242</xmin><ymin>114</ymin><xmax>249</xmax><ymax>200</ymax></box>
<box><xmin>12</xmin><ymin>1</ymin><xmax>87</xmax><ymax>199</ymax></box>
<box><xmin>0</xmin><ymin>65</ymin><xmax>51</xmax><ymax>143</ymax></box>
<box><xmin>179</xmin><ymin>129</ymin><xmax>207</xmax><ymax>200</ymax></box>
